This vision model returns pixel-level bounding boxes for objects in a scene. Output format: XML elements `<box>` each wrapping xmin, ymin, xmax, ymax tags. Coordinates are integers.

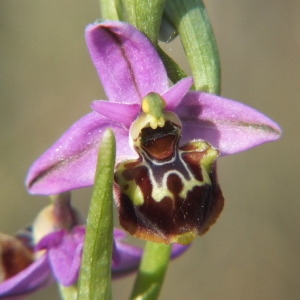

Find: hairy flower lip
<box><xmin>26</xmin><ymin>20</ymin><xmax>281</xmax><ymax>196</ymax></box>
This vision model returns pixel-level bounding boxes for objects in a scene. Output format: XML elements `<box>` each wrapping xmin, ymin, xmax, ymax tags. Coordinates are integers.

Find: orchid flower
<box><xmin>25</xmin><ymin>21</ymin><xmax>281</xmax><ymax>245</ymax></box>
<box><xmin>0</xmin><ymin>229</ymin><xmax>52</xmax><ymax>298</ymax></box>
<box><xmin>25</xmin><ymin>21</ymin><xmax>281</xmax><ymax>195</ymax></box>
<box><xmin>0</xmin><ymin>227</ymin><xmax>139</xmax><ymax>297</ymax></box>
<box><xmin>0</xmin><ymin>196</ymin><xmax>188</xmax><ymax>298</ymax></box>
<box><xmin>0</xmin><ymin>228</ymin><xmax>188</xmax><ymax>297</ymax></box>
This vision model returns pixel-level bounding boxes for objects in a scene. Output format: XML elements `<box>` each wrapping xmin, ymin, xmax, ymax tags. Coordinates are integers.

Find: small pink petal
<box><xmin>36</xmin><ymin>230</ymin><xmax>65</xmax><ymax>250</ymax></box>
<box><xmin>163</xmin><ymin>77</ymin><xmax>193</xmax><ymax>109</ymax></box>
<box><xmin>112</xmin><ymin>240</ymin><xmax>143</xmax><ymax>278</ymax></box>
<box><xmin>36</xmin><ymin>227</ymin><xmax>85</xmax><ymax>287</ymax></box>
<box><xmin>91</xmin><ymin>101</ymin><xmax>140</xmax><ymax>128</ymax></box>
<box><xmin>171</xmin><ymin>243</ymin><xmax>191</xmax><ymax>259</ymax></box>
<box><xmin>176</xmin><ymin>91</ymin><xmax>282</xmax><ymax>155</ymax></box>
<box><xmin>86</xmin><ymin>21</ymin><xmax>168</xmax><ymax>104</ymax></box>
<box><xmin>46</xmin><ymin>228</ymin><xmax>85</xmax><ymax>286</ymax></box>
<box><xmin>113</xmin><ymin>228</ymin><xmax>128</xmax><ymax>241</ymax></box>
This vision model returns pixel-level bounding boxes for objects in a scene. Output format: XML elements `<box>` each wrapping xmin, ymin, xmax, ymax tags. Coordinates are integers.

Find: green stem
<box><xmin>77</xmin><ymin>129</ymin><xmax>116</xmax><ymax>300</ymax></box>
<box><xmin>99</xmin><ymin>0</ymin><xmax>121</xmax><ymax>20</ymax></box>
<box><xmin>130</xmin><ymin>242</ymin><xmax>171</xmax><ymax>300</ymax></box>
<box><xmin>165</xmin><ymin>0</ymin><xmax>221</xmax><ymax>94</ymax></box>
<box><xmin>122</xmin><ymin>0</ymin><xmax>165</xmax><ymax>44</ymax></box>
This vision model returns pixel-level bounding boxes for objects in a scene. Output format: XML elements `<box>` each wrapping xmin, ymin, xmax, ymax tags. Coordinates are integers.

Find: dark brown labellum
<box><xmin>115</xmin><ymin>119</ymin><xmax>224</xmax><ymax>244</ymax></box>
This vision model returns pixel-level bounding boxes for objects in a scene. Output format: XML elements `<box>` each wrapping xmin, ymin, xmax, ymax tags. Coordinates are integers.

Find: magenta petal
<box><xmin>112</xmin><ymin>228</ymin><xmax>142</xmax><ymax>277</ymax></box>
<box><xmin>36</xmin><ymin>230</ymin><xmax>65</xmax><ymax>250</ymax></box>
<box><xmin>37</xmin><ymin>227</ymin><xmax>85</xmax><ymax>286</ymax></box>
<box><xmin>91</xmin><ymin>101</ymin><xmax>140</xmax><ymax>128</ymax></box>
<box><xmin>0</xmin><ymin>255</ymin><xmax>52</xmax><ymax>298</ymax></box>
<box><xmin>85</xmin><ymin>21</ymin><xmax>168</xmax><ymax>104</ymax></box>
<box><xmin>26</xmin><ymin>112</ymin><xmax>136</xmax><ymax>195</ymax></box>
<box><xmin>113</xmin><ymin>228</ymin><xmax>127</xmax><ymax>240</ymax></box>
<box><xmin>112</xmin><ymin>240</ymin><xmax>143</xmax><ymax>278</ymax></box>
<box><xmin>171</xmin><ymin>243</ymin><xmax>191</xmax><ymax>259</ymax></box>
<box><xmin>48</xmin><ymin>229</ymin><xmax>84</xmax><ymax>286</ymax></box>
<box><xmin>163</xmin><ymin>77</ymin><xmax>193</xmax><ymax>109</ymax></box>
<box><xmin>176</xmin><ymin>91</ymin><xmax>282</xmax><ymax>155</ymax></box>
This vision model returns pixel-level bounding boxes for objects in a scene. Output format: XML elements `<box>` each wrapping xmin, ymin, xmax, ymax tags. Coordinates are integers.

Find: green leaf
<box><xmin>165</xmin><ymin>0</ymin><xmax>221</xmax><ymax>94</ymax></box>
<box><xmin>78</xmin><ymin>129</ymin><xmax>116</xmax><ymax>300</ymax></box>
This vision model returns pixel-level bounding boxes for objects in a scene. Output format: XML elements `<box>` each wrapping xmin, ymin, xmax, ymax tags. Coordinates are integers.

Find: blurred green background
<box><xmin>0</xmin><ymin>1</ymin><xmax>299</xmax><ymax>299</ymax></box>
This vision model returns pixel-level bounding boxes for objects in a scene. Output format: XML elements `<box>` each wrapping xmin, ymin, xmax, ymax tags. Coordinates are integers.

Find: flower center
<box><xmin>140</xmin><ymin>121</ymin><xmax>179</xmax><ymax>161</ymax></box>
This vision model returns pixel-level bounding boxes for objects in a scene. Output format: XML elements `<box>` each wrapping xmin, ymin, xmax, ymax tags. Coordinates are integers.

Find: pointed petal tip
<box><xmin>163</xmin><ymin>77</ymin><xmax>194</xmax><ymax>109</ymax></box>
<box><xmin>171</xmin><ymin>243</ymin><xmax>191</xmax><ymax>259</ymax></box>
<box><xmin>25</xmin><ymin>154</ymin><xmax>93</xmax><ymax>196</ymax></box>
<box><xmin>25</xmin><ymin>112</ymin><xmax>134</xmax><ymax>196</ymax></box>
<box><xmin>176</xmin><ymin>91</ymin><xmax>282</xmax><ymax>156</ymax></box>
<box><xmin>216</xmin><ymin>109</ymin><xmax>282</xmax><ymax>156</ymax></box>
<box><xmin>91</xmin><ymin>101</ymin><xmax>140</xmax><ymax>128</ymax></box>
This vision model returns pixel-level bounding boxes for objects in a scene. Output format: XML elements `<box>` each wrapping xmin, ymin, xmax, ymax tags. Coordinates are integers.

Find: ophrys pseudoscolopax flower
<box><xmin>26</xmin><ymin>21</ymin><xmax>281</xmax><ymax>244</ymax></box>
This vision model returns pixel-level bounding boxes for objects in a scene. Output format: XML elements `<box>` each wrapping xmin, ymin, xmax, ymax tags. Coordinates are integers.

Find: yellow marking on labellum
<box><xmin>115</xmin><ymin>160</ymin><xmax>145</xmax><ymax>206</ymax></box>
<box><xmin>125</xmin><ymin>182</ymin><xmax>144</xmax><ymax>206</ymax></box>
<box><xmin>176</xmin><ymin>232</ymin><xmax>197</xmax><ymax>245</ymax></box>
<box><xmin>141</xmin><ymin>145</ymin><xmax>216</xmax><ymax>203</ymax></box>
